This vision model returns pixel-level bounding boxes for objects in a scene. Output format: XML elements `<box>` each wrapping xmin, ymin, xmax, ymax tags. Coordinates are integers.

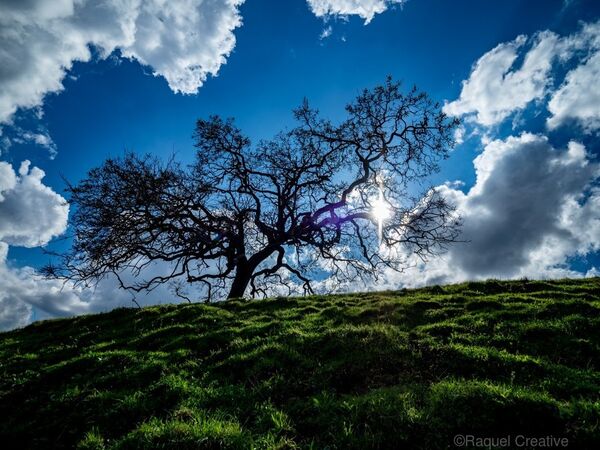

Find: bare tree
<box><xmin>45</xmin><ymin>78</ymin><xmax>461</xmax><ymax>301</ymax></box>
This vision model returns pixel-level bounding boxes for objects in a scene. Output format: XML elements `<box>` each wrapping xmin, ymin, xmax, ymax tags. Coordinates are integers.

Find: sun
<box><xmin>372</xmin><ymin>194</ymin><xmax>391</xmax><ymax>222</ymax></box>
<box><xmin>372</xmin><ymin>187</ymin><xmax>391</xmax><ymax>242</ymax></box>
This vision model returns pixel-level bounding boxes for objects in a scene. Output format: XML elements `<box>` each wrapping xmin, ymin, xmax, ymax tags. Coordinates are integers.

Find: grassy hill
<box><xmin>1</xmin><ymin>278</ymin><xmax>600</xmax><ymax>449</ymax></box>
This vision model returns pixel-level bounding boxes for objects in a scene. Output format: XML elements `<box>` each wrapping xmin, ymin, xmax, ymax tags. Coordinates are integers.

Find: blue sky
<box><xmin>1</xmin><ymin>0</ymin><xmax>599</xmax><ymax>329</ymax></box>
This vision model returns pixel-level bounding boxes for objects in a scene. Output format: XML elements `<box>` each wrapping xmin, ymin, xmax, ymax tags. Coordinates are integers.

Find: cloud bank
<box><xmin>0</xmin><ymin>241</ymin><xmax>188</xmax><ymax>331</ymax></box>
<box><xmin>0</xmin><ymin>0</ymin><xmax>245</xmax><ymax>124</ymax></box>
<box><xmin>437</xmin><ymin>134</ymin><xmax>600</xmax><ymax>281</ymax></box>
<box><xmin>433</xmin><ymin>20</ymin><xmax>600</xmax><ymax>289</ymax></box>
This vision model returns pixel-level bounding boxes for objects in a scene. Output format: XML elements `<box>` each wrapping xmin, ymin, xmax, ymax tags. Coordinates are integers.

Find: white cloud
<box><xmin>0</xmin><ymin>243</ymin><xmax>33</xmax><ymax>330</ymax></box>
<box><xmin>1</xmin><ymin>127</ymin><xmax>58</xmax><ymax>158</ymax></box>
<box><xmin>0</xmin><ymin>247</ymin><xmax>199</xmax><ymax>331</ymax></box>
<box><xmin>442</xmin><ymin>134</ymin><xmax>598</xmax><ymax>276</ymax></box>
<box><xmin>0</xmin><ymin>158</ymin><xmax>73</xmax><ymax>330</ymax></box>
<box><xmin>0</xmin><ymin>158</ymin><xmax>205</xmax><ymax>330</ymax></box>
<box><xmin>0</xmin><ymin>242</ymin><xmax>89</xmax><ymax>329</ymax></box>
<box><xmin>546</xmin><ymin>21</ymin><xmax>600</xmax><ymax>132</ymax></box>
<box><xmin>0</xmin><ymin>162</ymin><xmax>17</xmax><ymax>198</ymax></box>
<box><xmin>547</xmin><ymin>50</ymin><xmax>600</xmax><ymax>131</ymax></box>
<box><xmin>444</xmin><ymin>31</ymin><xmax>560</xmax><ymax>126</ymax></box>
<box><xmin>437</xmin><ymin>21</ymin><xmax>600</xmax><ymax>291</ymax></box>
<box><xmin>0</xmin><ymin>160</ymin><xmax>69</xmax><ymax>247</ymax></box>
<box><xmin>445</xmin><ymin>21</ymin><xmax>600</xmax><ymax>131</ymax></box>
<box><xmin>453</xmin><ymin>124</ymin><xmax>466</xmax><ymax>145</ymax></box>
<box><xmin>19</xmin><ymin>131</ymin><xmax>56</xmax><ymax>155</ymax></box>
<box><xmin>306</xmin><ymin>0</ymin><xmax>406</xmax><ymax>24</ymax></box>
<box><xmin>384</xmin><ymin>133</ymin><xmax>600</xmax><ymax>288</ymax></box>
<box><xmin>0</xmin><ymin>297</ymin><xmax>32</xmax><ymax>331</ymax></box>
<box><xmin>0</xmin><ymin>0</ymin><xmax>245</xmax><ymax>124</ymax></box>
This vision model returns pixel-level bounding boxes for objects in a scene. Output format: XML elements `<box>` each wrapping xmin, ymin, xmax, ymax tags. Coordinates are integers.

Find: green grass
<box><xmin>1</xmin><ymin>278</ymin><xmax>600</xmax><ymax>449</ymax></box>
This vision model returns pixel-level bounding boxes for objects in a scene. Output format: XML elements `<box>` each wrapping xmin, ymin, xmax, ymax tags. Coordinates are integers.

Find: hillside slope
<box><xmin>1</xmin><ymin>278</ymin><xmax>600</xmax><ymax>449</ymax></box>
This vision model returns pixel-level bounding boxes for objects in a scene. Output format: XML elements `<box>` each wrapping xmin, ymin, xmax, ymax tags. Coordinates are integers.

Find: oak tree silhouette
<box><xmin>45</xmin><ymin>78</ymin><xmax>461</xmax><ymax>301</ymax></box>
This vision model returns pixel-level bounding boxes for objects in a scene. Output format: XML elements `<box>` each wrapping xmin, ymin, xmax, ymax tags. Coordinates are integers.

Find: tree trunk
<box><xmin>227</xmin><ymin>248</ymin><xmax>276</xmax><ymax>299</ymax></box>
<box><xmin>227</xmin><ymin>265</ymin><xmax>252</xmax><ymax>299</ymax></box>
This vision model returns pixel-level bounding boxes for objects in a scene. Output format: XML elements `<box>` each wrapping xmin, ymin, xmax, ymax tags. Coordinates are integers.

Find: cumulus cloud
<box><xmin>0</xmin><ymin>0</ymin><xmax>245</xmax><ymax>124</ymax></box>
<box><xmin>444</xmin><ymin>31</ymin><xmax>561</xmax><ymax>126</ymax></box>
<box><xmin>547</xmin><ymin>22</ymin><xmax>600</xmax><ymax>132</ymax></box>
<box><xmin>380</xmin><ymin>133</ymin><xmax>600</xmax><ymax>288</ymax></box>
<box><xmin>306</xmin><ymin>0</ymin><xmax>406</xmax><ymax>24</ymax></box>
<box><xmin>437</xmin><ymin>20</ymin><xmax>600</xmax><ymax>288</ymax></box>
<box><xmin>0</xmin><ymin>160</ymin><xmax>68</xmax><ymax>247</ymax></box>
<box><xmin>444</xmin><ymin>21</ymin><xmax>600</xmax><ymax>131</ymax></box>
<box><xmin>440</xmin><ymin>134</ymin><xmax>599</xmax><ymax>276</ymax></box>
<box><xmin>0</xmin><ymin>158</ymin><xmax>72</xmax><ymax>330</ymax></box>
